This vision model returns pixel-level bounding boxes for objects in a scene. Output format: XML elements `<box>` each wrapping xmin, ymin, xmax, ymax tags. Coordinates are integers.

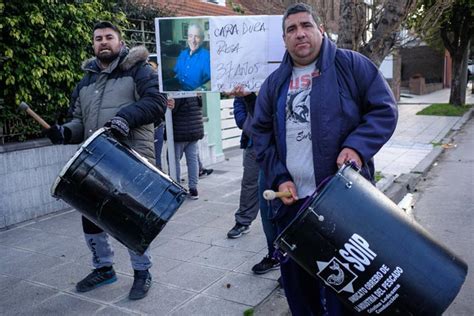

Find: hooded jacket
<box><xmin>251</xmin><ymin>38</ymin><xmax>398</xmax><ymax>191</ymax></box>
<box><xmin>64</xmin><ymin>46</ymin><xmax>166</xmax><ymax>161</ymax></box>
<box><xmin>167</xmin><ymin>97</ymin><xmax>204</xmax><ymax>143</ymax></box>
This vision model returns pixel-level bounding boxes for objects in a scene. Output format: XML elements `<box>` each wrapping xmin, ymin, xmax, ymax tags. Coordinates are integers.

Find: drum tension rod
<box><xmin>308</xmin><ymin>206</ymin><xmax>325</xmax><ymax>221</ymax></box>
<box><xmin>337</xmin><ymin>172</ymin><xmax>353</xmax><ymax>189</ymax></box>
<box><xmin>281</xmin><ymin>238</ymin><xmax>297</xmax><ymax>251</ymax></box>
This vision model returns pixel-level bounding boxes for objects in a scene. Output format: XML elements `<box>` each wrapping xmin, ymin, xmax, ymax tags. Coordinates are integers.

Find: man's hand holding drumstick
<box><xmin>262</xmin><ymin>181</ymin><xmax>298</xmax><ymax>205</ymax></box>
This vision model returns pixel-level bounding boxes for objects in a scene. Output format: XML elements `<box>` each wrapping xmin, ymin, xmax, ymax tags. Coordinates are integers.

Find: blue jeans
<box><xmin>154</xmin><ymin>125</ymin><xmax>164</xmax><ymax>169</ymax></box>
<box><xmin>258</xmin><ymin>169</ymin><xmax>278</xmax><ymax>256</ymax></box>
<box><xmin>82</xmin><ymin>217</ymin><xmax>151</xmax><ymax>271</ymax></box>
<box><xmin>174</xmin><ymin>141</ymin><xmax>199</xmax><ymax>190</ymax></box>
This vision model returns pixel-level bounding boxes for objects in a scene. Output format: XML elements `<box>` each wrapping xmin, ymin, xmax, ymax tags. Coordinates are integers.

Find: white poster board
<box><xmin>155</xmin><ymin>15</ymin><xmax>284</xmax><ymax>93</ymax></box>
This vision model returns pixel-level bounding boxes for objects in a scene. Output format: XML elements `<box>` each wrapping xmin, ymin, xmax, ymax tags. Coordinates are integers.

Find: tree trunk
<box><xmin>440</xmin><ymin>2</ymin><xmax>472</xmax><ymax>106</ymax></box>
<box><xmin>449</xmin><ymin>45</ymin><xmax>469</xmax><ymax>105</ymax></box>
<box><xmin>359</xmin><ymin>0</ymin><xmax>415</xmax><ymax>67</ymax></box>
<box><xmin>338</xmin><ymin>0</ymin><xmax>366</xmax><ymax>51</ymax></box>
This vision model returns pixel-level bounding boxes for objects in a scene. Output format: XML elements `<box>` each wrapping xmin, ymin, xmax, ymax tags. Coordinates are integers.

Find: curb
<box><xmin>383</xmin><ymin>107</ymin><xmax>474</xmax><ymax>204</ymax></box>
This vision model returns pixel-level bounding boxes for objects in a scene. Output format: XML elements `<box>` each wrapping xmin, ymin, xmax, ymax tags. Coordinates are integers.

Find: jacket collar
<box><xmin>82</xmin><ymin>46</ymin><xmax>150</xmax><ymax>73</ymax></box>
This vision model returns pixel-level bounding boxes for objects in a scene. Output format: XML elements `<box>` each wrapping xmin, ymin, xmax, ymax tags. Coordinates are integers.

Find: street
<box><xmin>412</xmin><ymin>119</ymin><xmax>474</xmax><ymax>315</ymax></box>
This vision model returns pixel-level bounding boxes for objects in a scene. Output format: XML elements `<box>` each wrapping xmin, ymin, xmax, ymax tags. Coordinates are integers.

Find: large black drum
<box><xmin>51</xmin><ymin>128</ymin><xmax>187</xmax><ymax>255</ymax></box>
<box><xmin>275</xmin><ymin>165</ymin><xmax>467</xmax><ymax>315</ymax></box>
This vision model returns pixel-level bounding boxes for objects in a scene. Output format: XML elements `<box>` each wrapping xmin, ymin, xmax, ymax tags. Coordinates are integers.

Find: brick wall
<box><xmin>401</xmin><ymin>46</ymin><xmax>444</xmax><ymax>85</ymax></box>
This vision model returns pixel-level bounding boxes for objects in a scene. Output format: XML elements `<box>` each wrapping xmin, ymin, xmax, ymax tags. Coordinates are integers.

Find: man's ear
<box><xmin>318</xmin><ymin>24</ymin><xmax>325</xmax><ymax>34</ymax></box>
<box><xmin>120</xmin><ymin>40</ymin><xmax>125</xmax><ymax>48</ymax></box>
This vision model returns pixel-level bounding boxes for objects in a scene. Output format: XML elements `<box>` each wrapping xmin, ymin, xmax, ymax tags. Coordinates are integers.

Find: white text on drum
<box><xmin>339</xmin><ymin>233</ymin><xmax>377</xmax><ymax>272</ymax></box>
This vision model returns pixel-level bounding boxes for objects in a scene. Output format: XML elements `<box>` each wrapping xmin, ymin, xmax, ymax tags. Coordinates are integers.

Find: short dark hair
<box><xmin>93</xmin><ymin>21</ymin><xmax>122</xmax><ymax>40</ymax></box>
<box><xmin>282</xmin><ymin>3</ymin><xmax>321</xmax><ymax>33</ymax></box>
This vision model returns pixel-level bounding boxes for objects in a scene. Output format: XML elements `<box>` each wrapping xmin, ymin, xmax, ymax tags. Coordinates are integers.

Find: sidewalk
<box><xmin>1</xmin><ymin>89</ymin><xmax>472</xmax><ymax>315</ymax></box>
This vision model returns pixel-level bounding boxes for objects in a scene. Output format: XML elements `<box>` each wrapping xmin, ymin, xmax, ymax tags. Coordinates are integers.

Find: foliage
<box><xmin>416</xmin><ymin>103</ymin><xmax>472</xmax><ymax>116</ymax></box>
<box><xmin>1</xmin><ymin>1</ymin><xmax>128</xmax><ymax>141</ymax></box>
<box><xmin>243</xmin><ymin>308</ymin><xmax>254</xmax><ymax>316</ymax></box>
<box><xmin>112</xmin><ymin>0</ymin><xmax>176</xmax><ymax>53</ymax></box>
<box><xmin>1</xmin><ymin>0</ymin><xmax>173</xmax><ymax>143</ymax></box>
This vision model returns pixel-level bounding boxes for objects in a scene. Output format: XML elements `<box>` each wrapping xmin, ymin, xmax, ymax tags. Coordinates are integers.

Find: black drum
<box><xmin>274</xmin><ymin>164</ymin><xmax>468</xmax><ymax>315</ymax></box>
<box><xmin>51</xmin><ymin>128</ymin><xmax>187</xmax><ymax>255</ymax></box>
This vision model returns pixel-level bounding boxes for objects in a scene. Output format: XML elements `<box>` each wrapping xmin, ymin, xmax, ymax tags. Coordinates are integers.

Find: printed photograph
<box><xmin>158</xmin><ymin>18</ymin><xmax>211</xmax><ymax>92</ymax></box>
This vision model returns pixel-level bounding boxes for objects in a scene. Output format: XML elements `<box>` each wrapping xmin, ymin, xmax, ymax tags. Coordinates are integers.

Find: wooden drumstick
<box><xmin>18</xmin><ymin>102</ymin><xmax>51</xmax><ymax>129</ymax></box>
<box><xmin>263</xmin><ymin>190</ymin><xmax>292</xmax><ymax>201</ymax></box>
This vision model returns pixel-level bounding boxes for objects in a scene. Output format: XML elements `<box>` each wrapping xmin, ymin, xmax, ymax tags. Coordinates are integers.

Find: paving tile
<box><xmin>156</xmin><ymin>262</ymin><xmax>226</xmax><ymax>292</ymax></box>
<box><xmin>31</xmin><ymin>262</ymin><xmax>91</xmax><ymax>291</ymax></box>
<box><xmin>189</xmin><ymin>245</ymin><xmax>255</xmax><ymax>270</ymax></box>
<box><xmin>211</xmin><ymin>232</ymin><xmax>267</xmax><ymax>253</ymax></box>
<box><xmin>156</xmin><ymin>221</ymin><xmax>199</xmax><ymax>239</ymax></box>
<box><xmin>0</xmin><ymin>227</ymin><xmax>46</xmax><ymax>247</ymax></box>
<box><xmin>114</xmin><ymin>283</ymin><xmax>195</xmax><ymax>315</ymax></box>
<box><xmin>170</xmin><ymin>294</ymin><xmax>251</xmax><ymax>316</ymax></box>
<box><xmin>179</xmin><ymin>225</ymin><xmax>229</xmax><ymax>245</ymax></box>
<box><xmin>204</xmin><ymin>272</ymin><xmax>278</xmax><ymax>306</ymax></box>
<box><xmin>0</xmin><ymin>279</ymin><xmax>58</xmax><ymax>314</ymax></box>
<box><xmin>172</xmin><ymin>209</ymin><xmax>220</xmax><ymax>226</ymax></box>
<box><xmin>0</xmin><ymin>246</ymin><xmax>65</xmax><ymax>280</ymax></box>
<box><xmin>152</xmin><ymin>239</ymin><xmax>211</xmax><ymax>261</ymax></box>
<box><xmin>148</xmin><ymin>255</ymin><xmax>184</xmax><ymax>275</ymax></box>
<box><xmin>27</xmin><ymin>293</ymin><xmax>104</xmax><ymax>315</ymax></box>
<box><xmin>95</xmin><ymin>306</ymin><xmax>140</xmax><ymax>315</ymax></box>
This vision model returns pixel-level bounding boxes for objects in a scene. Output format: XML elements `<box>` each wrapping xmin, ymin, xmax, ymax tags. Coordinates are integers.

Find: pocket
<box><xmin>339</xmin><ymin>91</ymin><xmax>361</xmax><ymax>135</ymax></box>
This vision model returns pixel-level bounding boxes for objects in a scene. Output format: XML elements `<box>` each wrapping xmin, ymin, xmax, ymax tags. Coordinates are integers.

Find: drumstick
<box><xmin>263</xmin><ymin>190</ymin><xmax>292</xmax><ymax>201</ymax></box>
<box><xmin>18</xmin><ymin>102</ymin><xmax>51</xmax><ymax>129</ymax></box>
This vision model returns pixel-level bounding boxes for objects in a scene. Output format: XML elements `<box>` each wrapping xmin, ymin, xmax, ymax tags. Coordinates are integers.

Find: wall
<box><xmin>0</xmin><ymin>143</ymin><xmax>77</xmax><ymax>228</ymax></box>
<box><xmin>401</xmin><ymin>45</ymin><xmax>444</xmax><ymax>85</ymax></box>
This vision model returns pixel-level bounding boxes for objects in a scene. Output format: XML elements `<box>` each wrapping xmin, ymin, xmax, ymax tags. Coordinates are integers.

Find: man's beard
<box><xmin>97</xmin><ymin>51</ymin><xmax>120</xmax><ymax>64</ymax></box>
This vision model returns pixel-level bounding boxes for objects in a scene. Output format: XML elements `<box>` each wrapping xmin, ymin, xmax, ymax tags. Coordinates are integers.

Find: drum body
<box><xmin>275</xmin><ymin>165</ymin><xmax>467</xmax><ymax>315</ymax></box>
<box><xmin>51</xmin><ymin>128</ymin><xmax>187</xmax><ymax>255</ymax></box>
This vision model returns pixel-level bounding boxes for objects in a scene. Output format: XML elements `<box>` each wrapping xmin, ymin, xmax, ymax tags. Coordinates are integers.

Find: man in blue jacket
<box><xmin>251</xmin><ymin>3</ymin><xmax>398</xmax><ymax>315</ymax></box>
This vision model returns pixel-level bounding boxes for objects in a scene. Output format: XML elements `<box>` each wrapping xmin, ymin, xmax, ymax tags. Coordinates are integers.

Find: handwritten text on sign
<box><xmin>210</xmin><ymin>16</ymin><xmax>270</xmax><ymax>92</ymax></box>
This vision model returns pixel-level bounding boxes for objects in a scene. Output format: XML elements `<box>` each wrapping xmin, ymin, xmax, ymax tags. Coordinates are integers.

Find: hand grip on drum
<box><xmin>263</xmin><ymin>190</ymin><xmax>292</xmax><ymax>201</ymax></box>
<box><xmin>18</xmin><ymin>102</ymin><xmax>51</xmax><ymax>129</ymax></box>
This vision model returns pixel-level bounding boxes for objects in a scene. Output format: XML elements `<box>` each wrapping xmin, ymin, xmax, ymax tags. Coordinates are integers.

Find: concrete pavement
<box><xmin>411</xmin><ymin>118</ymin><xmax>473</xmax><ymax>316</ymax></box>
<box><xmin>0</xmin><ymin>89</ymin><xmax>472</xmax><ymax>315</ymax></box>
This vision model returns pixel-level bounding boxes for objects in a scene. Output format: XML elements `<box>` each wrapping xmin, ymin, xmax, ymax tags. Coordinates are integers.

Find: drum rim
<box><xmin>50</xmin><ymin>128</ymin><xmax>107</xmax><ymax>197</ymax></box>
<box><xmin>50</xmin><ymin>128</ymin><xmax>185</xmax><ymax>197</ymax></box>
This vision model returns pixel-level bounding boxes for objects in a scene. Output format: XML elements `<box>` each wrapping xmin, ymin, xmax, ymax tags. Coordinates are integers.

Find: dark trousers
<box><xmin>276</xmin><ymin>199</ymin><xmax>355</xmax><ymax>316</ymax></box>
<box><xmin>258</xmin><ymin>169</ymin><xmax>278</xmax><ymax>256</ymax></box>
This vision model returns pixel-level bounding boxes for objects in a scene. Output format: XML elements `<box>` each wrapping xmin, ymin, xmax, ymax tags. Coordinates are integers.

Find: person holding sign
<box><xmin>173</xmin><ymin>23</ymin><xmax>211</xmax><ymax>91</ymax></box>
<box><xmin>251</xmin><ymin>3</ymin><xmax>398</xmax><ymax>315</ymax></box>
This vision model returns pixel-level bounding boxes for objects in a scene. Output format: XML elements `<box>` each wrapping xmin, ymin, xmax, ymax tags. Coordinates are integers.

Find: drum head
<box><xmin>50</xmin><ymin>128</ymin><xmax>107</xmax><ymax>197</ymax></box>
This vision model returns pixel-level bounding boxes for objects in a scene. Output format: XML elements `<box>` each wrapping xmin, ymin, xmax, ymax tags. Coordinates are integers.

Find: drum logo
<box><xmin>317</xmin><ymin>257</ymin><xmax>358</xmax><ymax>293</ymax></box>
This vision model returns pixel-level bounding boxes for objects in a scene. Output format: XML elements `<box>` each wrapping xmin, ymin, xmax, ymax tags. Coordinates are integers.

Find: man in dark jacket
<box><xmin>45</xmin><ymin>21</ymin><xmax>166</xmax><ymax>300</ymax></box>
<box><xmin>251</xmin><ymin>4</ymin><xmax>398</xmax><ymax>315</ymax></box>
<box><xmin>166</xmin><ymin>96</ymin><xmax>204</xmax><ymax>199</ymax></box>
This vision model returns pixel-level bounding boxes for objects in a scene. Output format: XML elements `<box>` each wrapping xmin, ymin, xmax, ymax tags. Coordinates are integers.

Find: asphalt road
<box><xmin>411</xmin><ymin>118</ymin><xmax>474</xmax><ymax>315</ymax></box>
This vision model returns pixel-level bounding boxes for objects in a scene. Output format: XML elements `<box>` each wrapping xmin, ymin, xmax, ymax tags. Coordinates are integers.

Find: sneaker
<box><xmin>129</xmin><ymin>269</ymin><xmax>152</xmax><ymax>300</ymax></box>
<box><xmin>189</xmin><ymin>188</ymin><xmax>199</xmax><ymax>200</ymax></box>
<box><xmin>76</xmin><ymin>266</ymin><xmax>117</xmax><ymax>293</ymax></box>
<box><xmin>199</xmin><ymin>168</ymin><xmax>214</xmax><ymax>177</ymax></box>
<box><xmin>227</xmin><ymin>223</ymin><xmax>250</xmax><ymax>238</ymax></box>
<box><xmin>252</xmin><ymin>255</ymin><xmax>280</xmax><ymax>274</ymax></box>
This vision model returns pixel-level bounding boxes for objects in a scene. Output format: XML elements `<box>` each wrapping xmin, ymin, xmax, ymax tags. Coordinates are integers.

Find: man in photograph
<box><xmin>173</xmin><ymin>23</ymin><xmax>211</xmax><ymax>91</ymax></box>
